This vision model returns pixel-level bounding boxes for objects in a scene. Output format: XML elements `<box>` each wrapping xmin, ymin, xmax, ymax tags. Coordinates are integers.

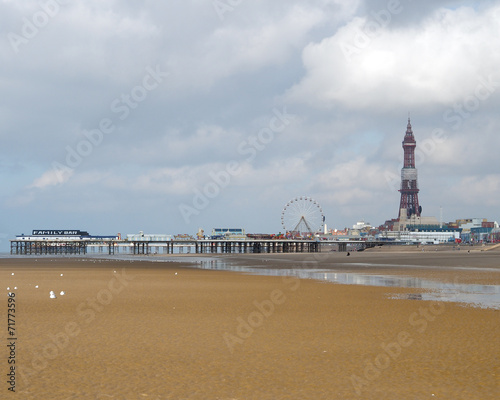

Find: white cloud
<box><xmin>450</xmin><ymin>174</ymin><xmax>500</xmax><ymax>206</ymax></box>
<box><xmin>28</xmin><ymin>167</ymin><xmax>73</xmax><ymax>189</ymax></box>
<box><xmin>311</xmin><ymin>156</ymin><xmax>393</xmax><ymax>204</ymax></box>
<box><xmin>286</xmin><ymin>5</ymin><xmax>500</xmax><ymax>110</ymax></box>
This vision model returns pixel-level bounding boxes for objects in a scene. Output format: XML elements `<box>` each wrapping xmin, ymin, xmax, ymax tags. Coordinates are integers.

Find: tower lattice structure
<box><xmin>398</xmin><ymin>118</ymin><xmax>421</xmax><ymax>219</ymax></box>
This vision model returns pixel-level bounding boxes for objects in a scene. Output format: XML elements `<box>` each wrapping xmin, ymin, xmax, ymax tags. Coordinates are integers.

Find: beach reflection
<box><xmin>192</xmin><ymin>258</ymin><xmax>500</xmax><ymax>310</ymax></box>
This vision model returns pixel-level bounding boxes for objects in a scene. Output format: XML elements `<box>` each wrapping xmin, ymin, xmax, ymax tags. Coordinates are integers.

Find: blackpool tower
<box><xmin>398</xmin><ymin>118</ymin><xmax>421</xmax><ymax>219</ymax></box>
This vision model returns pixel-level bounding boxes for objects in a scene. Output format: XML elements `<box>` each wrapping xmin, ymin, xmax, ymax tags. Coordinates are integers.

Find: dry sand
<box><xmin>1</xmin><ymin>252</ymin><xmax>499</xmax><ymax>400</ymax></box>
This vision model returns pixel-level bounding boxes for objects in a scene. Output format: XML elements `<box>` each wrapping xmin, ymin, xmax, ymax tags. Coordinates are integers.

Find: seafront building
<box><xmin>126</xmin><ymin>231</ymin><xmax>172</xmax><ymax>241</ymax></box>
<box><xmin>453</xmin><ymin>219</ymin><xmax>499</xmax><ymax>243</ymax></box>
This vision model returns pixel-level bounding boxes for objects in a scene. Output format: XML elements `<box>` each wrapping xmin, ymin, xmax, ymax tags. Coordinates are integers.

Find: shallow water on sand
<box><xmin>188</xmin><ymin>258</ymin><xmax>500</xmax><ymax>310</ymax></box>
<box><xmin>3</xmin><ymin>254</ymin><xmax>500</xmax><ymax>309</ymax></box>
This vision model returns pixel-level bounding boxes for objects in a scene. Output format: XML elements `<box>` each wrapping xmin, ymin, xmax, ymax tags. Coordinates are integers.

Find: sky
<box><xmin>1</xmin><ymin>0</ymin><xmax>499</xmax><ymax>250</ymax></box>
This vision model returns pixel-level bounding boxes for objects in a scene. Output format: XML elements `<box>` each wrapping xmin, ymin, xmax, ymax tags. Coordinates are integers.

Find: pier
<box><xmin>9</xmin><ymin>237</ymin><xmax>386</xmax><ymax>256</ymax></box>
<box><xmin>10</xmin><ymin>238</ymin><xmax>322</xmax><ymax>256</ymax></box>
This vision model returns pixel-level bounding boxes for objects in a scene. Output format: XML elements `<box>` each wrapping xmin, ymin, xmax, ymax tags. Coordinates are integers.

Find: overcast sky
<box><xmin>1</xmin><ymin>0</ymin><xmax>499</xmax><ymax>249</ymax></box>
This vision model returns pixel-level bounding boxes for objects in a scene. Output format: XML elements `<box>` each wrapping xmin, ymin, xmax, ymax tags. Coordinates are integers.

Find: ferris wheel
<box><xmin>281</xmin><ymin>196</ymin><xmax>325</xmax><ymax>235</ymax></box>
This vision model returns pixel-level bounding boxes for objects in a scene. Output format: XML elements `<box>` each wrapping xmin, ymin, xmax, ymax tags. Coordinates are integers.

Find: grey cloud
<box><xmin>1</xmin><ymin>0</ymin><xmax>499</xmax><ymax>250</ymax></box>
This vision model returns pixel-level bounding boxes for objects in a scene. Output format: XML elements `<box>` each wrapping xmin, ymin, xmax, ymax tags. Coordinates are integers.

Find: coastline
<box><xmin>1</xmin><ymin>253</ymin><xmax>499</xmax><ymax>399</ymax></box>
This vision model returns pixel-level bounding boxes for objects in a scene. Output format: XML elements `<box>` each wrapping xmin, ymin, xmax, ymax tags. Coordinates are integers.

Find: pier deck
<box><xmin>9</xmin><ymin>237</ymin><xmax>386</xmax><ymax>256</ymax></box>
<box><xmin>10</xmin><ymin>239</ymin><xmax>323</xmax><ymax>255</ymax></box>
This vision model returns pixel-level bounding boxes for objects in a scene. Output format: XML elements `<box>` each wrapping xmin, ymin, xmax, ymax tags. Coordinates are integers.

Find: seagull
<box><xmin>49</xmin><ymin>291</ymin><xmax>57</xmax><ymax>299</ymax></box>
<box><xmin>60</xmin><ymin>291</ymin><xmax>65</xmax><ymax>296</ymax></box>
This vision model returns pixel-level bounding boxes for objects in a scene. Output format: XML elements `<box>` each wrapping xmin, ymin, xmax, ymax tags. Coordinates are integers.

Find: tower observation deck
<box><xmin>398</xmin><ymin>118</ymin><xmax>421</xmax><ymax>219</ymax></box>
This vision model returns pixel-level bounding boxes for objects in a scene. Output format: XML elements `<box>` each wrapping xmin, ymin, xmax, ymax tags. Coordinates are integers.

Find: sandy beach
<box><xmin>1</xmin><ymin>250</ymin><xmax>499</xmax><ymax>399</ymax></box>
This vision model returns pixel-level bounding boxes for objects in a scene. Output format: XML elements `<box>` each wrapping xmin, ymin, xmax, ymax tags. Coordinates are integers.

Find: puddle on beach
<box><xmin>187</xmin><ymin>258</ymin><xmax>500</xmax><ymax>310</ymax></box>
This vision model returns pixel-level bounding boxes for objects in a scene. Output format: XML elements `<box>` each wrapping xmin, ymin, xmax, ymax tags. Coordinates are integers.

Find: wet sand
<box><xmin>221</xmin><ymin>248</ymin><xmax>500</xmax><ymax>285</ymax></box>
<box><xmin>1</xmin><ymin>252</ymin><xmax>499</xmax><ymax>399</ymax></box>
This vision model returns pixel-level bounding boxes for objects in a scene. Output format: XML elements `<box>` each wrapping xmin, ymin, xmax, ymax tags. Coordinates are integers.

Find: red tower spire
<box><xmin>398</xmin><ymin>117</ymin><xmax>421</xmax><ymax>219</ymax></box>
